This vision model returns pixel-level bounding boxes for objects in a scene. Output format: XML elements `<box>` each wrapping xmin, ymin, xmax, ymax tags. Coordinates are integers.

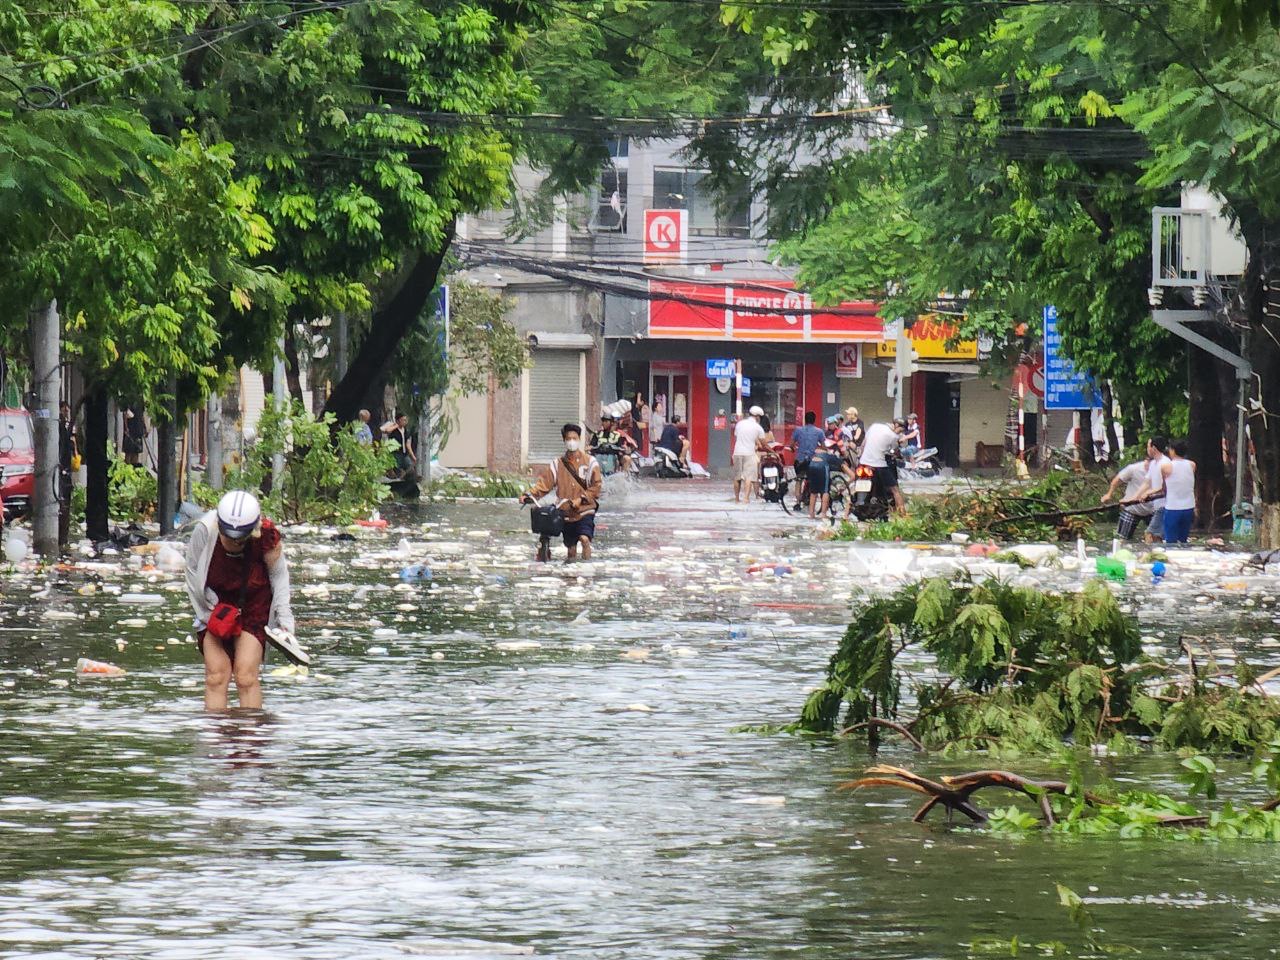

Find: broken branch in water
<box><xmin>839</xmin><ymin>765</ymin><xmax>1083</xmax><ymax>826</ymax></box>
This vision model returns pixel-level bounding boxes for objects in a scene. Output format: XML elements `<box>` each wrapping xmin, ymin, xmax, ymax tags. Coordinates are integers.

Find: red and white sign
<box><xmin>835</xmin><ymin>342</ymin><xmax>862</xmax><ymax>378</ymax></box>
<box><xmin>647</xmin><ymin>280</ymin><xmax>883</xmax><ymax>343</ymax></box>
<box><xmin>713</xmin><ymin>415</ymin><xmax>727</xmax><ymax>430</ymax></box>
<box><xmin>643</xmin><ymin>209</ymin><xmax>687</xmax><ymax>264</ymax></box>
<box><xmin>1017</xmin><ymin>359</ymin><xmax>1046</xmax><ymax>399</ymax></box>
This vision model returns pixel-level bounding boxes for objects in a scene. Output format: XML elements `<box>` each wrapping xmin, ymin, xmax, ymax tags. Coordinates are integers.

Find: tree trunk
<box><xmin>1100</xmin><ymin>381</ymin><xmax>1121</xmax><ymax>462</ymax></box>
<box><xmin>284</xmin><ymin>322</ymin><xmax>305</xmax><ymax>406</ymax></box>
<box><xmin>322</xmin><ymin>230</ymin><xmax>454</xmax><ymax>425</ymax></box>
<box><xmin>29</xmin><ymin>300</ymin><xmax>62</xmax><ymax>558</ymax></box>
<box><xmin>84</xmin><ymin>383</ymin><xmax>110</xmax><ymax>543</ymax></box>
<box><xmin>1187</xmin><ymin>340</ymin><xmax>1230</xmax><ymax>532</ymax></box>
<box><xmin>1239</xmin><ymin>227</ymin><xmax>1280</xmax><ymax>547</ymax></box>
<box><xmin>156</xmin><ymin>384</ymin><xmax>179</xmax><ymax>535</ymax></box>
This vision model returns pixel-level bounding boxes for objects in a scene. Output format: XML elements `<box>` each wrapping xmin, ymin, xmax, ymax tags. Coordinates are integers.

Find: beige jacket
<box><xmin>528</xmin><ymin>451</ymin><xmax>603</xmax><ymax>523</ymax></box>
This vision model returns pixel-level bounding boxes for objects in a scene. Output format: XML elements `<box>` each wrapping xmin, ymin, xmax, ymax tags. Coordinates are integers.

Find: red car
<box><xmin>0</xmin><ymin>407</ymin><xmax>35</xmax><ymax>521</ymax></box>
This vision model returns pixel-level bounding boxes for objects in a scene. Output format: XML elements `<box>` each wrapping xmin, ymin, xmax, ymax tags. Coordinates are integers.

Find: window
<box><xmin>652</xmin><ymin>169</ymin><xmax>750</xmax><ymax>238</ymax></box>
<box><xmin>596</xmin><ymin>165</ymin><xmax>627</xmax><ymax>232</ymax></box>
<box><xmin>605</xmin><ymin>136</ymin><xmax>629</xmax><ymax>159</ymax></box>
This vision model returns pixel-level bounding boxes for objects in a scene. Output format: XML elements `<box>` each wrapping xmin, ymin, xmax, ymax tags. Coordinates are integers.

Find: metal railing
<box><xmin>1151</xmin><ymin>207</ymin><xmax>1209</xmax><ymax>288</ymax></box>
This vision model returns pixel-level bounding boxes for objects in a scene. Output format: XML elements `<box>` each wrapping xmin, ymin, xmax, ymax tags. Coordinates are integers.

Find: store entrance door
<box><xmin>650</xmin><ymin>367</ymin><xmax>691</xmax><ymax>438</ymax></box>
<box><xmin>922</xmin><ymin>372</ymin><xmax>961</xmax><ymax>468</ymax></box>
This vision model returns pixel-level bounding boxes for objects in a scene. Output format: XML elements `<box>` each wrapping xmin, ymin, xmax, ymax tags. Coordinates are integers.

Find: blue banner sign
<box><xmin>705</xmin><ymin>358</ymin><xmax>735</xmax><ymax>378</ymax></box>
<box><xmin>740</xmin><ymin>377</ymin><xmax>752</xmax><ymax>398</ymax></box>
<box><xmin>1042</xmin><ymin>305</ymin><xmax>1098</xmax><ymax>410</ymax></box>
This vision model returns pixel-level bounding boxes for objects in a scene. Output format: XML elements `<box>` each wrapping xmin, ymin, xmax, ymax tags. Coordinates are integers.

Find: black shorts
<box><xmin>873</xmin><ymin>464</ymin><xmax>899</xmax><ymax>489</ymax></box>
<box><xmin>807</xmin><ymin>458</ymin><xmax>830</xmax><ymax>495</ymax></box>
<box><xmin>562</xmin><ymin>514</ymin><xmax>596</xmax><ymax>547</ymax></box>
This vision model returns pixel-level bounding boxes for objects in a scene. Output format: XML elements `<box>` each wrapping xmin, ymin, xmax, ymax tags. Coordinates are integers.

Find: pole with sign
<box><xmin>1042</xmin><ymin>305</ymin><xmax>1097</xmax><ymax>410</ymax></box>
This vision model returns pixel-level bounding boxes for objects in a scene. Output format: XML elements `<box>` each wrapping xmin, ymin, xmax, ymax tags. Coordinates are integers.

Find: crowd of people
<box><xmin>1101</xmin><ymin>434</ymin><xmax>1198</xmax><ymax>545</ymax></box>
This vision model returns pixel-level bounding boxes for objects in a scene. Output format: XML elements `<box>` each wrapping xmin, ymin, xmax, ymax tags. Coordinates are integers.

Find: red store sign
<box><xmin>647</xmin><ymin>280</ymin><xmax>884</xmax><ymax>343</ymax></box>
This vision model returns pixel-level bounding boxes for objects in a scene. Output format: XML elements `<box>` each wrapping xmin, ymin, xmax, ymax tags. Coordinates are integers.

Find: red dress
<box><xmin>200</xmin><ymin>519</ymin><xmax>281</xmax><ymax>653</ymax></box>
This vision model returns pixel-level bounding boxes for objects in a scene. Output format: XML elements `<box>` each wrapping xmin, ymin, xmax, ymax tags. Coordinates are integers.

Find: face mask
<box><xmin>565</xmin><ymin>439</ymin><xmax>580</xmax><ymax>452</ymax></box>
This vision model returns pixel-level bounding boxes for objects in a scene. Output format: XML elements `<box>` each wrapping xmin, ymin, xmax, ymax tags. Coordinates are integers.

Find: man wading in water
<box><xmin>185</xmin><ymin>491</ymin><xmax>295</xmax><ymax>710</ymax></box>
<box><xmin>521</xmin><ymin>423</ymin><xmax>603</xmax><ymax>561</ymax></box>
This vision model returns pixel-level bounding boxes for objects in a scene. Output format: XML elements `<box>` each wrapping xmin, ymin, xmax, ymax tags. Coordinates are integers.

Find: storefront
<box><xmin>605</xmin><ymin>279</ymin><xmax>884</xmax><ymax>472</ymax></box>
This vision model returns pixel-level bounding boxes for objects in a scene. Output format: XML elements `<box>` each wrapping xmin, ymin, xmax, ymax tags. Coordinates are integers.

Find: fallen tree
<box><xmin>843</xmin><ymin>758</ymin><xmax>1280</xmax><ymax>840</ymax></box>
<box><xmin>800</xmin><ymin>577</ymin><xmax>1280</xmax><ymax>754</ymax></box>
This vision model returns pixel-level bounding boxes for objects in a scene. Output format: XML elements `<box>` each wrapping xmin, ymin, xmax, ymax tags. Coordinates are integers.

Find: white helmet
<box><xmin>749</xmin><ymin>405</ymin><xmax>764</xmax><ymax>417</ymax></box>
<box><xmin>216</xmin><ymin>490</ymin><xmax>261</xmax><ymax>540</ymax></box>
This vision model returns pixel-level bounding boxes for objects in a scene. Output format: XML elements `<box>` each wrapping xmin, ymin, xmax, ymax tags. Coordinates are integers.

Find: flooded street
<box><xmin>4</xmin><ymin>479</ymin><xmax>1280</xmax><ymax>958</ymax></box>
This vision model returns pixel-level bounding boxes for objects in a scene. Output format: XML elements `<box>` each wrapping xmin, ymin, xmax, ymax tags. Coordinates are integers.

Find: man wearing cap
<box><xmin>732</xmin><ymin>406</ymin><xmax>768</xmax><ymax>503</ymax></box>
<box><xmin>185</xmin><ymin>491</ymin><xmax>295</xmax><ymax>710</ymax></box>
<box><xmin>841</xmin><ymin>407</ymin><xmax>865</xmax><ymax>456</ymax></box>
<box><xmin>589</xmin><ymin>412</ymin><xmax>634</xmax><ymax>474</ymax></box>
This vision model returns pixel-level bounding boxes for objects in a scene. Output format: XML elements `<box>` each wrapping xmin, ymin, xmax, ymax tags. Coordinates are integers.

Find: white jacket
<box><xmin>184</xmin><ymin>511</ymin><xmax>295</xmax><ymax>633</ymax></box>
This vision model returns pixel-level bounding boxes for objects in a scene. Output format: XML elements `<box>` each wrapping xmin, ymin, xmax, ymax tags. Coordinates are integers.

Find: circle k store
<box><xmin>602</xmin><ymin>277</ymin><xmax>1009</xmax><ymax>473</ymax></box>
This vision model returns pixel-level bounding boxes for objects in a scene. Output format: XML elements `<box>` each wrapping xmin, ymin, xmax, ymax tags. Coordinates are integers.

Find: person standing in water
<box><xmin>521</xmin><ymin>423</ymin><xmax>603</xmax><ymax>561</ymax></box>
<box><xmin>185</xmin><ymin>491</ymin><xmax>295</xmax><ymax>710</ymax></box>
<box><xmin>1160</xmin><ymin>438</ymin><xmax>1197</xmax><ymax>544</ymax></box>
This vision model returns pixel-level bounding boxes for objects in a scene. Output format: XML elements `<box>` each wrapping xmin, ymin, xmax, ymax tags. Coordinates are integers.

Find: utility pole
<box><xmin>29</xmin><ymin>300</ymin><xmax>60</xmax><ymax>558</ymax></box>
<box><xmin>207</xmin><ymin>393</ymin><xmax>223</xmax><ymax>491</ymax></box>
<box><xmin>893</xmin><ymin>320</ymin><xmax>911</xmax><ymax>421</ymax></box>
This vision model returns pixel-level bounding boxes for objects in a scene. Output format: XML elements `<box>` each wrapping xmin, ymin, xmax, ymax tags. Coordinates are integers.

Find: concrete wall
<box><xmin>959</xmin><ymin>377</ymin><xmax>1012</xmax><ymax>462</ymax></box>
<box><xmin>838</xmin><ymin>367</ymin><xmax>896</xmax><ymax>425</ymax></box>
<box><xmin>437</xmin><ymin>390</ymin><xmax>489</xmax><ymax>469</ymax></box>
<box><xmin>489</xmin><ymin>375</ymin><xmax>524</xmax><ymax>474</ymax></box>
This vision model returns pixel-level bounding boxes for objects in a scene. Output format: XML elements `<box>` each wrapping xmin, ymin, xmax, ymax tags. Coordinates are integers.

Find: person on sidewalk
<box><xmin>1101</xmin><ymin>449</ymin><xmax>1154</xmax><ymax>540</ymax></box>
<box><xmin>522</xmin><ymin>423</ymin><xmax>603</xmax><ymax>561</ymax></box>
<box><xmin>1123</xmin><ymin>436</ymin><xmax>1169</xmax><ymax>542</ymax></box>
<box><xmin>1160</xmin><ymin>439</ymin><xmax>1197</xmax><ymax>544</ymax></box>
<box><xmin>185</xmin><ymin>491</ymin><xmax>295</xmax><ymax>711</ymax></box>
<box><xmin>732</xmin><ymin>406</ymin><xmax>767</xmax><ymax>503</ymax></box>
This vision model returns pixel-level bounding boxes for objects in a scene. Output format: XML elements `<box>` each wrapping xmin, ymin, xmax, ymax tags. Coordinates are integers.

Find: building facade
<box><xmin>440</xmin><ymin>137</ymin><xmax>1011</xmax><ymax>474</ymax></box>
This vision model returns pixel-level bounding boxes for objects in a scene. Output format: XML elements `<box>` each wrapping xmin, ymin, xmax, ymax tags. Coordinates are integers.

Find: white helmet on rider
<box><xmin>749</xmin><ymin>405</ymin><xmax>764</xmax><ymax>417</ymax></box>
<box><xmin>216</xmin><ymin>490</ymin><xmax>261</xmax><ymax>540</ymax></box>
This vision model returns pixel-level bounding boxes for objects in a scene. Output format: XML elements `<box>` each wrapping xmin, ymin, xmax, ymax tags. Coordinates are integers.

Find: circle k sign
<box><xmin>643</xmin><ymin>208</ymin><xmax>688</xmax><ymax>263</ymax></box>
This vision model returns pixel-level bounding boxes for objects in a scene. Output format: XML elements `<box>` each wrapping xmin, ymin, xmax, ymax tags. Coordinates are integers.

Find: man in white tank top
<box><xmin>1160</xmin><ymin>438</ymin><xmax>1197</xmax><ymax>543</ymax></box>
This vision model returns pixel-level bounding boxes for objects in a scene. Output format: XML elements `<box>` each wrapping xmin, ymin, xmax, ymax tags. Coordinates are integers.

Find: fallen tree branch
<box><xmin>837</xmin><ymin>719</ymin><xmax>926</xmax><ymax>752</ymax></box>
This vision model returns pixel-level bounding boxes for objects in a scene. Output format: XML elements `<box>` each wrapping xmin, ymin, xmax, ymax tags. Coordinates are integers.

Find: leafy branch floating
<box><xmin>799</xmin><ymin>577</ymin><xmax>1280</xmax><ymax>754</ymax></box>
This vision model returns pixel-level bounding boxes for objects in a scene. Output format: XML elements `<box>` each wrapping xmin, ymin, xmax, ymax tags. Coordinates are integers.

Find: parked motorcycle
<box><xmin>758</xmin><ymin>443</ymin><xmax>787</xmax><ymax>505</ymax></box>
<box><xmin>653</xmin><ymin>445</ymin><xmax>692</xmax><ymax>479</ymax></box>
<box><xmin>898</xmin><ymin>446</ymin><xmax>941</xmax><ymax>480</ymax></box>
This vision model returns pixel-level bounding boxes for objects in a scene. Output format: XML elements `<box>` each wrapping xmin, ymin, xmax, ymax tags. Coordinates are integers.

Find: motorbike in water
<box><xmin>849</xmin><ymin>462</ymin><xmax>896</xmax><ymax>522</ymax></box>
<box><xmin>898</xmin><ymin>446</ymin><xmax>941</xmax><ymax>480</ymax></box>
<box><xmin>758</xmin><ymin>443</ymin><xmax>788</xmax><ymax>507</ymax></box>
<box><xmin>652</xmin><ymin>445</ymin><xmax>692</xmax><ymax>479</ymax></box>
<box><xmin>590</xmin><ymin>441</ymin><xmax>631</xmax><ymax>476</ymax></box>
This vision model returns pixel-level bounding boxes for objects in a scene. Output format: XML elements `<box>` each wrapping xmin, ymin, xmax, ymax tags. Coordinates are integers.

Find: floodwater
<box><xmin>3</xmin><ymin>479</ymin><xmax>1280</xmax><ymax>959</ymax></box>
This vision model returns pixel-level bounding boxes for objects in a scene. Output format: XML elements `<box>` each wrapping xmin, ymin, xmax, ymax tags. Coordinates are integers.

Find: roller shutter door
<box><xmin>528</xmin><ymin>349</ymin><xmax>582</xmax><ymax>460</ymax></box>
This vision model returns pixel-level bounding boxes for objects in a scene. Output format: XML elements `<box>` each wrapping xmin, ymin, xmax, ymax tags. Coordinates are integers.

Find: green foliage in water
<box><xmin>226</xmin><ymin>401</ymin><xmax>395</xmax><ymax>523</ymax></box>
<box><xmin>832</xmin><ymin>472</ymin><xmax>1113</xmax><ymax>543</ymax></box>
<box><xmin>801</xmin><ymin>578</ymin><xmax>1280</xmax><ymax>754</ymax></box>
<box><xmin>427</xmin><ymin>472</ymin><xmax>526</xmax><ymax>500</ymax></box>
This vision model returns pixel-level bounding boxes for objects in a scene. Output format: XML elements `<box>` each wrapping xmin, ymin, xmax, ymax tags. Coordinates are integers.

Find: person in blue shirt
<box><xmin>807</xmin><ymin>438</ymin><xmax>854</xmax><ymax>519</ymax></box>
<box><xmin>354</xmin><ymin>409</ymin><xmax>374</xmax><ymax>445</ymax></box>
<box><xmin>657</xmin><ymin>417</ymin><xmax>690</xmax><ymax>467</ymax></box>
<box><xmin>788</xmin><ymin>414</ymin><xmax>829</xmax><ymax>519</ymax></box>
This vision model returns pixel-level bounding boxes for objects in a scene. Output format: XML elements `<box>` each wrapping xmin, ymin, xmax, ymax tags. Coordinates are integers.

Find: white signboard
<box><xmin>835</xmin><ymin>342</ymin><xmax>862</xmax><ymax>378</ymax></box>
